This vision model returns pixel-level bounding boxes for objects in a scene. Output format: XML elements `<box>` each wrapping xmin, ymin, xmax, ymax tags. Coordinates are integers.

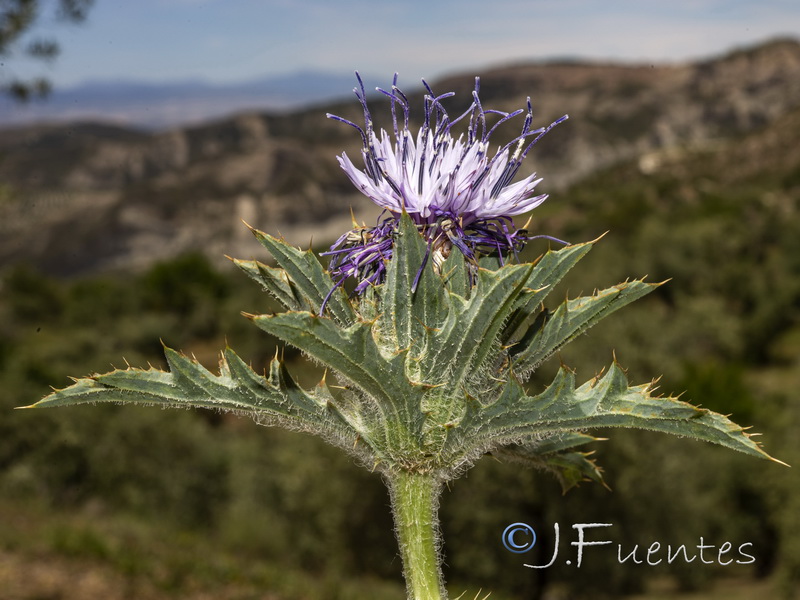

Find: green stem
<box><xmin>388</xmin><ymin>470</ymin><xmax>446</xmax><ymax>600</ymax></box>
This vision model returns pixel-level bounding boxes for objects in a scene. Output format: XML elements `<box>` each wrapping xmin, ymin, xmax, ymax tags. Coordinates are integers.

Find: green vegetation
<box><xmin>2</xmin><ymin>107</ymin><xmax>800</xmax><ymax>598</ymax></box>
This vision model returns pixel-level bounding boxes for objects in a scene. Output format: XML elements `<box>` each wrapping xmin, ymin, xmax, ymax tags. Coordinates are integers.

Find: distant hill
<box><xmin>1</xmin><ymin>37</ymin><xmax>799</xmax><ymax>277</ymax></box>
<box><xmin>0</xmin><ymin>70</ymin><xmax>376</xmax><ymax>130</ymax></box>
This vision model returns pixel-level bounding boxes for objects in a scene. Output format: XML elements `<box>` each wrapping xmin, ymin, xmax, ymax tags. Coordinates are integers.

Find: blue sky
<box><xmin>8</xmin><ymin>0</ymin><xmax>800</xmax><ymax>87</ymax></box>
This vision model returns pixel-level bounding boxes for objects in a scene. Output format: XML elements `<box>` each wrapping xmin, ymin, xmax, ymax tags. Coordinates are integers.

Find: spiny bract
<box><xmin>26</xmin><ymin>213</ymin><xmax>779</xmax><ymax>489</ymax></box>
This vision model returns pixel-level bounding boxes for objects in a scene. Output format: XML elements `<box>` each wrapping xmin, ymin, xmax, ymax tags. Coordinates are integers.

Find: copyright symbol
<box><xmin>502</xmin><ymin>522</ymin><xmax>537</xmax><ymax>553</ymax></box>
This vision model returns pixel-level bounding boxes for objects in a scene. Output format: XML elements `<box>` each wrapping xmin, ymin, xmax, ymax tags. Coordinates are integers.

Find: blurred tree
<box><xmin>0</xmin><ymin>0</ymin><xmax>93</xmax><ymax>101</ymax></box>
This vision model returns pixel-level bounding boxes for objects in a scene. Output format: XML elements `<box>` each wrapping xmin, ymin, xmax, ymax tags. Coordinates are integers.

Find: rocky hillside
<box><xmin>1</xmin><ymin>37</ymin><xmax>799</xmax><ymax>276</ymax></box>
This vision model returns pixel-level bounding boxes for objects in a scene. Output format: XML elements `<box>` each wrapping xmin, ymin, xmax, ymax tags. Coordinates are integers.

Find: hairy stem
<box><xmin>388</xmin><ymin>471</ymin><xmax>446</xmax><ymax>600</ymax></box>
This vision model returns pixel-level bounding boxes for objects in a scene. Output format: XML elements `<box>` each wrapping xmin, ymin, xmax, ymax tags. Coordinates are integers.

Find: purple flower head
<box><xmin>323</xmin><ymin>73</ymin><xmax>567</xmax><ymax>307</ymax></box>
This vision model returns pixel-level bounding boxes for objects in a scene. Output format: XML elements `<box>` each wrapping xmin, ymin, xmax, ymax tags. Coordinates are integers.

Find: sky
<box><xmin>6</xmin><ymin>0</ymin><xmax>800</xmax><ymax>89</ymax></box>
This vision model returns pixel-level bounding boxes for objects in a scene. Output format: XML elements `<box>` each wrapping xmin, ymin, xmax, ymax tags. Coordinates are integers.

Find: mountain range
<box><xmin>0</xmin><ymin>70</ymin><xmax>376</xmax><ymax>130</ymax></box>
<box><xmin>1</xmin><ymin>37</ymin><xmax>799</xmax><ymax>277</ymax></box>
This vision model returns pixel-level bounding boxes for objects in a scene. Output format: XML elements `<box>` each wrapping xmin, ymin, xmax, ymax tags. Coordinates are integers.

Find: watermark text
<box><xmin>501</xmin><ymin>522</ymin><xmax>755</xmax><ymax>568</ymax></box>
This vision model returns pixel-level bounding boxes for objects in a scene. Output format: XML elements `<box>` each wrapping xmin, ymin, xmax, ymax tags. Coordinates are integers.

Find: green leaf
<box><xmin>380</xmin><ymin>212</ymin><xmax>447</xmax><ymax>353</ymax></box>
<box><xmin>21</xmin><ymin>347</ymin><xmax>366</xmax><ymax>455</ymax></box>
<box><xmin>440</xmin><ymin>246</ymin><xmax>470</xmax><ymax>298</ymax></box>
<box><xmin>251</xmin><ymin>312</ymin><xmax>407</xmax><ymax>404</ymax></box>
<box><xmin>476</xmin><ymin>363</ymin><xmax>780</xmax><ymax>463</ymax></box>
<box><xmin>543</xmin><ymin>451</ymin><xmax>605</xmax><ymax>491</ymax></box>
<box><xmin>512</xmin><ymin>279</ymin><xmax>658</xmax><ymax>374</ymax></box>
<box><xmin>492</xmin><ymin>433</ymin><xmax>606</xmax><ymax>492</ymax></box>
<box><xmin>425</xmin><ymin>264</ymin><xmax>532</xmax><ymax>387</ymax></box>
<box><xmin>502</xmin><ymin>240</ymin><xmax>597</xmax><ymax>345</ymax></box>
<box><xmin>25</xmin><ymin>222</ymin><xmax>783</xmax><ymax>482</ymax></box>
<box><xmin>250</xmin><ymin>311</ymin><xmax>426</xmax><ymax>452</ymax></box>
<box><xmin>232</xmin><ymin>258</ymin><xmax>301</xmax><ymax>311</ymax></box>
<box><xmin>493</xmin><ymin>444</ymin><xmax>606</xmax><ymax>492</ymax></box>
<box><xmin>522</xmin><ymin>431</ymin><xmax>603</xmax><ymax>455</ymax></box>
<box><xmin>248</xmin><ymin>227</ymin><xmax>356</xmax><ymax>326</ymax></box>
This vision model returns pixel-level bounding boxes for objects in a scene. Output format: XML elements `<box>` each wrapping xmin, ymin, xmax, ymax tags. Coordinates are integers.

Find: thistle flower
<box><xmin>324</xmin><ymin>73</ymin><xmax>568</xmax><ymax>299</ymax></box>
<box><xmin>24</xmin><ymin>72</ymin><xmax>783</xmax><ymax>600</ymax></box>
